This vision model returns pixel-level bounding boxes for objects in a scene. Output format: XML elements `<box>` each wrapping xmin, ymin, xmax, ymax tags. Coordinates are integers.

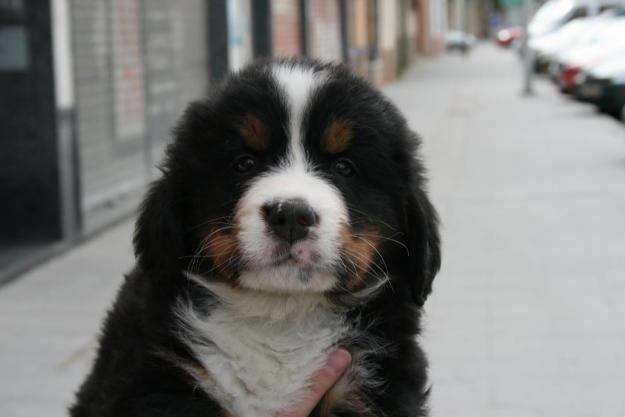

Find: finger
<box><xmin>276</xmin><ymin>348</ymin><xmax>352</xmax><ymax>417</ymax></box>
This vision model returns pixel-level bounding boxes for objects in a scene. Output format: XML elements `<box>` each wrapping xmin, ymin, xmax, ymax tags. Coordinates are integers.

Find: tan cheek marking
<box><xmin>322</xmin><ymin>119</ymin><xmax>353</xmax><ymax>154</ymax></box>
<box><xmin>239</xmin><ymin>114</ymin><xmax>269</xmax><ymax>152</ymax></box>
<box><xmin>202</xmin><ymin>224</ymin><xmax>239</xmax><ymax>281</ymax></box>
<box><xmin>340</xmin><ymin>225</ymin><xmax>381</xmax><ymax>289</ymax></box>
<box><xmin>154</xmin><ymin>348</ymin><xmax>209</xmax><ymax>381</ymax></box>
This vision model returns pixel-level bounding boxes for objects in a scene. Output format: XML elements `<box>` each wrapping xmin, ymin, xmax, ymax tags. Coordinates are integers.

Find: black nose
<box><xmin>263</xmin><ymin>199</ymin><xmax>317</xmax><ymax>243</ymax></box>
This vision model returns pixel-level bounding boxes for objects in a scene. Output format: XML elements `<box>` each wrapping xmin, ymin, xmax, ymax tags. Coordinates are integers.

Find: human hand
<box><xmin>275</xmin><ymin>348</ymin><xmax>352</xmax><ymax>417</ymax></box>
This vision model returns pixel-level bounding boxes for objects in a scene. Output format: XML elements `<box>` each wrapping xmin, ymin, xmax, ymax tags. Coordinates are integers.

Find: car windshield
<box><xmin>529</xmin><ymin>0</ymin><xmax>575</xmax><ymax>35</ymax></box>
<box><xmin>560</xmin><ymin>17</ymin><xmax>585</xmax><ymax>35</ymax></box>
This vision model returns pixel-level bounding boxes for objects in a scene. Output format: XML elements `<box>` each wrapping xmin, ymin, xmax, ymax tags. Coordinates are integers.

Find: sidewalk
<box><xmin>2</xmin><ymin>44</ymin><xmax>625</xmax><ymax>417</ymax></box>
<box><xmin>0</xmin><ymin>221</ymin><xmax>133</xmax><ymax>417</ymax></box>
<box><xmin>389</xmin><ymin>46</ymin><xmax>625</xmax><ymax>417</ymax></box>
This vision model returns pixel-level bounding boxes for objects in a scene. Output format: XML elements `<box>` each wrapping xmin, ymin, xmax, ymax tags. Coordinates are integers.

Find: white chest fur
<box><xmin>176</xmin><ymin>280</ymin><xmax>348</xmax><ymax>417</ymax></box>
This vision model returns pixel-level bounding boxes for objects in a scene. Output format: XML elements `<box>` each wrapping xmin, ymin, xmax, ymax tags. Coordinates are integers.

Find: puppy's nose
<box><xmin>263</xmin><ymin>199</ymin><xmax>317</xmax><ymax>243</ymax></box>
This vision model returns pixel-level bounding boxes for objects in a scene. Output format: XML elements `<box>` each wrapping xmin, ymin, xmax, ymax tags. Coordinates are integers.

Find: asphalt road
<box><xmin>1</xmin><ymin>44</ymin><xmax>624</xmax><ymax>417</ymax></box>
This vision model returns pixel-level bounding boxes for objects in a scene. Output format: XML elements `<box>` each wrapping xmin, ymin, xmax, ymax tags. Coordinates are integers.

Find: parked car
<box><xmin>446</xmin><ymin>31</ymin><xmax>476</xmax><ymax>53</ymax></box>
<box><xmin>529</xmin><ymin>13</ymin><xmax>614</xmax><ymax>72</ymax></box>
<box><xmin>574</xmin><ymin>56</ymin><xmax>625</xmax><ymax>116</ymax></box>
<box><xmin>496</xmin><ymin>26</ymin><xmax>522</xmax><ymax>48</ymax></box>
<box><xmin>529</xmin><ymin>0</ymin><xmax>625</xmax><ymax>35</ymax></box>
<box><xmin>528</xmin><ymin>0</ymin><xmax>592</xmax><ymax>37</ymax></box>
<box><xmin>548</xmin><ymin>17</ymin><xmax>625</xmax><ymax>91</ymax></box>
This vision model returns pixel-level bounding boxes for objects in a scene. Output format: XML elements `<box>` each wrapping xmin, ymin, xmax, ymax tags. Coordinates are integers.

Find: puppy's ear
<box><xmin>402</xmin><ymin>187</ymin><xmax>441</xmax><ymax>307</ymax></box>
<box><xmin>133</xmin><ymin>177</ymin><xmax>184</xmax><ymax>272</ymax></box>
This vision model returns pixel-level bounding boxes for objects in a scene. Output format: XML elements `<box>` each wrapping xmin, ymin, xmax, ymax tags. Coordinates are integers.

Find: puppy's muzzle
<box><xmin>262</xmin><ymin>199</ymin><xmax>318</xmax><ymax>244</ymax></box>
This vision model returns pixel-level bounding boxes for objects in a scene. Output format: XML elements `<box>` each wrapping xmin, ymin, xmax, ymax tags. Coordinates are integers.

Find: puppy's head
<box><xmin>134</xmin><ymin>60</ymin><xmax>440</xmax><ymax>306</ymax></box>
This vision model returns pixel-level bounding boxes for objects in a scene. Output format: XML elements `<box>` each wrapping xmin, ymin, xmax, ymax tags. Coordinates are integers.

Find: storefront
<box><xmin>0</xmin><ymin>0</ymin><xmax>442</xmax><ymax>283</ymax></box>
<box><xmin>0</xmin><ymin>0</ymin><xmax>67</xmax><ymax>281</ymax></box>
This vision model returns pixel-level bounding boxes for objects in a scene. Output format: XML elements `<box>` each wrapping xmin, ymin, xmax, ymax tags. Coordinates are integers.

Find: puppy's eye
<box><xmin>334</xmin><ymin>159</ymin><xmax>356</xmax><ymax>177</ymax></box>
<box><xmin>233</xmin><ymin>155</ymin><xmax>256</xmax><ymax>173</ymax></box>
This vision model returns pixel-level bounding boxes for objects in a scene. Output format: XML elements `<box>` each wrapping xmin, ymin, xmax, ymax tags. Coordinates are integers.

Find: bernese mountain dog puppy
<box><xmin>71</xmin><ymin>59</ymin><xmax>441</xmax><ymax>417</ymax></box>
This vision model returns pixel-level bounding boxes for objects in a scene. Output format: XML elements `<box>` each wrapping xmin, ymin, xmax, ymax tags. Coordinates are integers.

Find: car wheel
<box><xmin>598</xmin><ymin>104</ymin><xmax>621</xmax><ymax>118</ymax></box>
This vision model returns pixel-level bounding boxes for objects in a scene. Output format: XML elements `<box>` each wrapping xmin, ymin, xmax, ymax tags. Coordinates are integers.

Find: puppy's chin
<box><xmin>237</xmin><ymin>264</ymin><xmax>338</xmax><ymax>294</ymax></box>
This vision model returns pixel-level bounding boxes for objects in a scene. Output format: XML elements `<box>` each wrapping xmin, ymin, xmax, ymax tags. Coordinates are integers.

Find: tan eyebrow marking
<box><xmin>322</xmin><ymin>119</ymin><xmax>353</xmax><ymax>154</ymax></box>
<box><xmin>239</xmin><ymin>114</ymin><xmax>269</xmax><ymax>152</ymax></box>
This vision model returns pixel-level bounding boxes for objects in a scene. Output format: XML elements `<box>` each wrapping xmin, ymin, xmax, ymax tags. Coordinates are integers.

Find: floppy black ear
<box><xmin>133</xmin><ymin>177</ymin><xmax>184</xmax><ymax>272</ymax></box>
<box><xmin>402</xmin><ymin>187</ymin><xmax>441</xmax><ymax>307</ymax></box>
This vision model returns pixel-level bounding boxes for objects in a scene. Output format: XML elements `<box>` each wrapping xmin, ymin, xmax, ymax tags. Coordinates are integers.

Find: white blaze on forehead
<box><xmin>231</xmin><ymin>64</ymin><xmax>348</xmax><ymax>293</ymax></box>
<box><xmin>272</xmin><ymin>64</ymin><xmax>325</xmax><ymax>167</ymax></box>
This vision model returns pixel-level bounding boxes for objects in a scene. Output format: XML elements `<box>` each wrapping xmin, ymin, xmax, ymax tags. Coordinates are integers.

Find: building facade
<box><xmin>0</xmin><ymin>0</ymin><xmax>447</xmax><ymax>282</ymax></box>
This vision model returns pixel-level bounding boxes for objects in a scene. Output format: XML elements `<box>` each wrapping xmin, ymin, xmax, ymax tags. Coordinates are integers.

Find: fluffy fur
<box><xmin>71</xmin><ymin>59</ymin><xmax>441</xmax><ymax>417</ymax></box>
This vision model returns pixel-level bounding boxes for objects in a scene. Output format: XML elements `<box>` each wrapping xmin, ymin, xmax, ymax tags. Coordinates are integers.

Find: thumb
<box><xmin>276</xmin><ymin>348</ymin><xmax>352</xmax><ymax>417</ymax></box>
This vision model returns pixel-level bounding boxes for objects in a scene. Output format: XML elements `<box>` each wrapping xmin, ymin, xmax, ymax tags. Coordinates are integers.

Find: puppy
<box><xmin>71</xmin><ymin>59</ymin><xmax>441</xmax><ymax>417</ymax></box>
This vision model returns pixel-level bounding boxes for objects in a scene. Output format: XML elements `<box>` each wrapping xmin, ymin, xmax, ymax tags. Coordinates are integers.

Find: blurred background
<box><xmin>1</xmin><ymin>0</ymin><xmax>625</xmax><ymax>416</ymax></box>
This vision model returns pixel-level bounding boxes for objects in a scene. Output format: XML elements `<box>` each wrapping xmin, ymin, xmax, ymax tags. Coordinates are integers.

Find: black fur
<box><xmin>71</xmin><ymin>59</ymin><xmax>441</xmax><ymax>417</ymax></box>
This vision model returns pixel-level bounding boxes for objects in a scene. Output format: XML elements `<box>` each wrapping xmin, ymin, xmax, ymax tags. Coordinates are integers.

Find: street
<box><xmin>1</xmin><ymin>44</ymin><xmax>625</xmax><ymax>417</ymax></box>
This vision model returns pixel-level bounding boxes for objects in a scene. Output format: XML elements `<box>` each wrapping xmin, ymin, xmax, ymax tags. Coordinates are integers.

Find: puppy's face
<box><xmin>136</xmin><ymin>61</ymin><xmax>440</xmax><ymax>303</ymax></box>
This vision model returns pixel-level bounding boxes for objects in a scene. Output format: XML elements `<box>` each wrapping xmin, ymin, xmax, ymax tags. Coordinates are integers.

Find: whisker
<box><xmin>350</xmin><ymin>234</ymin><xmax>389</xmax><ymax>273</ymax></box>
<box><xmin>344</xmin><ymin>204</ymin><xmax>397</xmax><ymax>231</ymax></box>
<box><xmin>189</xmin><ymin>216</ymin><xmax>234</xmax><ymax>230</ymax></box>
<box><xmin>342</xmin><ymin>247</ymin><xmax>388</xmax><ymax>280</ymax></box>
<box><xmin>351</xmin><ymin>232</ymin><xmax>409</xmax><ymax>256</ymax></box>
